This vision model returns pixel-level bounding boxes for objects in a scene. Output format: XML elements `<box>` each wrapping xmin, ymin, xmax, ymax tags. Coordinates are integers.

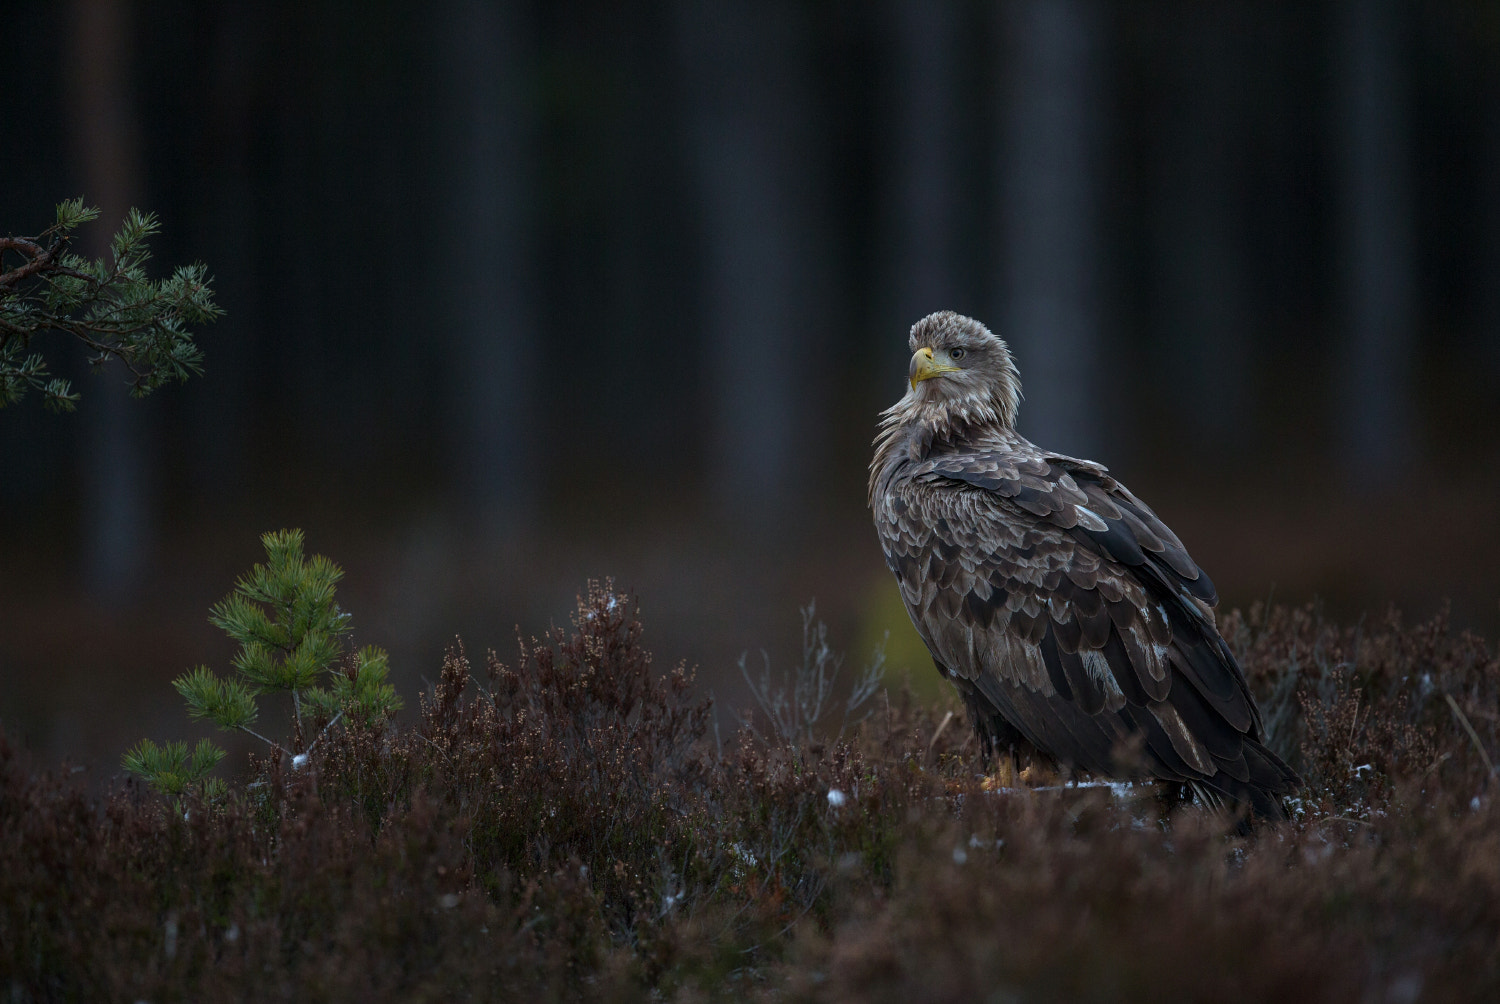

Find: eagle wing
<box><xmin>875</xmin><ymin>449</ymin><xmax>1298</xmax><ymax>813</ymax></box>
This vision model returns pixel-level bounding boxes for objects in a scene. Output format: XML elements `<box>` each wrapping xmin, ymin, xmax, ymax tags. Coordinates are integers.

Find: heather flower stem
<box><xmin>302</xmin><ymin>710</ymin><xmax>344</xmax><ymax>757</ymax></box>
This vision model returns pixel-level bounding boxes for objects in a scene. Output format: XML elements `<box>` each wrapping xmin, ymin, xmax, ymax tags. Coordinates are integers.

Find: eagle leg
<box><xmin>961</xmin><ymin>686</ymin><xmax>1058</xmax><ymax>785</ymax></box>
<box><xmin>1153</xmin><ymin>781</ymin><xmax>1195</xmax><ymax>817</ymax></box>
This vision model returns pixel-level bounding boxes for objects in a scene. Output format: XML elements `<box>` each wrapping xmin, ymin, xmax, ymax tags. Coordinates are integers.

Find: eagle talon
<box><xmin>981</xmin><ymin>759</ymin><xmax>1020</xmax><ymax>792</ymax></box>
<box><xmin>1019</xmin><ymin>764</ymin><xmax>1052</xmax><ymax>787</ymax></box>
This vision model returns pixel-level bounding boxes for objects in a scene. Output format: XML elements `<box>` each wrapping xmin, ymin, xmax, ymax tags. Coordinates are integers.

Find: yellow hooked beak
<box><xmin>909</xmin><ymin>346</ymin><xmax>960</xmax><ymax>390</ymax></box>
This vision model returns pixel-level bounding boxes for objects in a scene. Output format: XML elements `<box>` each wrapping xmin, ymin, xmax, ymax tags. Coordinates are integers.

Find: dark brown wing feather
<box><xmin>875</xmin><ymin>448</ymin><xmax>1299</xmax><ymax>818</ymax></box>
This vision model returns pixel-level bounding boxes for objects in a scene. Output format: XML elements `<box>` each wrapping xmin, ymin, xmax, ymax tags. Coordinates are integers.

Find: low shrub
<box><xmin>3</xmin><ymin>587</ymin><xmax>1498</xmax><ymax>1001</ymax></box>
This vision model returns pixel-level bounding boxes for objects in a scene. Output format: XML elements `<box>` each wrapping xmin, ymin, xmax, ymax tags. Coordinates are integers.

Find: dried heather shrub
<box><xmin>3</xmin><ymin>591</ymin><xmax>1500</xmax><ymax>1001</ymax></box>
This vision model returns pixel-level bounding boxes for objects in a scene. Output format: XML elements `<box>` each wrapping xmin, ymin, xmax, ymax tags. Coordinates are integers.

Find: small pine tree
<box><xmin>125</xmin><ymin>529</ymin><xmax>401</xmax><ymax>798</ymax></box>
<box><xmin>1</xmin><ymin>198</ymin><xmax>220</xmax><ymax>411</ymax></box>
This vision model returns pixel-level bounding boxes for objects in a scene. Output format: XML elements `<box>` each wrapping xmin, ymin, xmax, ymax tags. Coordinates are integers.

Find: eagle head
<box><xmin>904</xmin><ymin>311</ymin><xmax>1022</xmax><ymax>432</ymax></box>
<box><xmin>869</xmin><ymin>311</ymin><xmax>1023</xmax><ymax>502</ymax></box>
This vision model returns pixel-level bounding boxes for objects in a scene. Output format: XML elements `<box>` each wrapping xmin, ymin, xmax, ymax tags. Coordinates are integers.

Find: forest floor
<box><xmin>3</xmin><ymin>583</ymin><xmax>1499</xmax><ymax>1001</ymax></box>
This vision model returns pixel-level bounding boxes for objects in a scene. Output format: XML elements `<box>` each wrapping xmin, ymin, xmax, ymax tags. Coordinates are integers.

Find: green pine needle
<box><xmin>1</xmin><ymin>198</ymin><xmax>220</xmax><ymax>410</ymax></box>
<box><xmin>122</xmin><ymin>737</ymin><xmax>226</xmax><ymax>797</ymax></box>
<box><xmin>172</xmin><ymin>665</ymin><xmax>258</xmax><ymax>730</ymax></box>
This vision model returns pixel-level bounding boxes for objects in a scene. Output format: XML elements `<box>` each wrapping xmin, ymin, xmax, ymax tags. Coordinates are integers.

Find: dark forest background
<box><xmin>3</xmin><ymin>0</ymin><xmax>1499</xmax><ymax>770</ymax></box>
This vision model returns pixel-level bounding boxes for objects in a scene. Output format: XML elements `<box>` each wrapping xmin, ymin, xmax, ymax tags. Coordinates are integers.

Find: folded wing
<box><xmin>874</xmin><ymin>449</ymin><xmax>1298</xmax><ymax>816</ymax></box>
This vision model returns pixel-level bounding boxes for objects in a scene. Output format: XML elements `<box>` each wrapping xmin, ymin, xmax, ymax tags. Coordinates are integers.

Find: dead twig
<box><xmin>927</xmin><ymin>710</ymin><xmax>955</xmax><ymax>761</ymax></box>
<box><xmin>1445</xmin><ymin>693</ymin><xmax>1496</xmax><ymax>782</ymax></box>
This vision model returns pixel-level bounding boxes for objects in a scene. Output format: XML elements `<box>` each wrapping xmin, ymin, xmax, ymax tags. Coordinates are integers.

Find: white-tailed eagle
<box><xmin>869</xmin><ymin>311</ymin><xmax>1299</xmax><ymax>820</ymax></box>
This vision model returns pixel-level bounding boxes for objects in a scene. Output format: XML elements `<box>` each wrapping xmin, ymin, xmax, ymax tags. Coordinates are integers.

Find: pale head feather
<box><xmin>869</xmin><ymin>312</ymin><xmax>1023</xmax><ymax>503</ymax></box>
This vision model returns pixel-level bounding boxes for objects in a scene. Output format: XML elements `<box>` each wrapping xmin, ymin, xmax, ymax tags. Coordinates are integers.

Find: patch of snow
<box><xmin>827</xmin><ymin>788</ymin><xmax>847</xmax><ymax>808</ymax></box>
<box><xmin>951</xmin><ymin>846</ymin><xmax>968</xmax><ymax>865</ymax></box>
<box><xmin>988</xmin><ymin>780</ymin><xmax>1138</xmax><ymax>799</ymax></box>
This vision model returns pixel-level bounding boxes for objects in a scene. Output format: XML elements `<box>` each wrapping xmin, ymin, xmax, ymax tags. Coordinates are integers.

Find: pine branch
<box><xmin>235</xmin><ymin>725</ymin><xmax>291</xmax><ymax>759</ymax></box>
<box><xmin>122</xmin><ymin>738</ymin><xmax>226</xmax><ymax>797</ymax></box>
<box><xmin>173</xmin><ymin>666</ymin><xmax>258</xmax><ymax>730</ymax></box>
<box><xmin>1</xmin><ymin>198</ymin><xmax>220</xmax><ymax>411</ymax></box>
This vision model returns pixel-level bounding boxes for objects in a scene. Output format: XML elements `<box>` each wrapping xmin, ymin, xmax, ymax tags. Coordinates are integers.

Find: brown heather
<box><xmin>3</xmin><ymin>584</ymin><xmax>1500</xmax><ymax>1001</ymax></box>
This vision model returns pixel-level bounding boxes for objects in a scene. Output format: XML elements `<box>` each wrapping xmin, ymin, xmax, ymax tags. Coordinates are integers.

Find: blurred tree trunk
<box><xmin>67</xmin><ymin>0</ymin><xmax>152</xmax><ymax>601</ymax></box>
<box><xmin>185</xmin><ymin>1</ymin><xmax>259</xmax><ymax>497</ymax></box>
<box><xmin>998</xmin><ymin>0</ymin><xmax>1107</xmax><ymax>459</ymax></box>
<box><xmin>1481</xmin><ymin>24</ymin><xmax>1500</xmax><ymax>378</ymax></box>
<box><xmin>884</xmin><ymin>0</ymin><xmax>962</xmax><ymax>359</ymax></box>
<box><xmin>1335</xmin><ymin>0</ymin><xmax>1414</xmax><ymax>483</ymax></box>
<box><xmin>442</xmin><ymin>0</ymin><xmax>535</xmax><ymax>531</ymax></box>
<box><xmin>676</xmin><ymin>0</ymin><xmax>820</xmax><ymax>525</ymax></box>
<box><xmin>269</xmin><ymin>7</ymin><xmax>328</xmax><ymax>467</ymax></box>
<box><xmin>1153</xmin><ymin>3</ymin><xmax>1252</xmax><ymax>454</ymax></box>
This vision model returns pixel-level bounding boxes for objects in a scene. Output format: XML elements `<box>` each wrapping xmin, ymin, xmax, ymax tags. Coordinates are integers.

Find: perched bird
<box><xmin>869</xmin><ymin>311</ymin><xmax>1299</xmax><ymax>821</ymax></box>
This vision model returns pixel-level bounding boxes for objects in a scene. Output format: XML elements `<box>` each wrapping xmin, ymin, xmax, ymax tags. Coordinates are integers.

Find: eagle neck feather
<box><xmin>868</xmin><ymin>386</ymin><xmax>1015</xmax><ymax>505</ymax></box>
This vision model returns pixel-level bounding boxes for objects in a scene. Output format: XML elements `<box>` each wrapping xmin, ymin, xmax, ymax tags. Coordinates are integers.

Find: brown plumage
<box><xmin>869</xmin><ymin>311</ymin><xmax>1299</xmax><ymax>821</ymax></box>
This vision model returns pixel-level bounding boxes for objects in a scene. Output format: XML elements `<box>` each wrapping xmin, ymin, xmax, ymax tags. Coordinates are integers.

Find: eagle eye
<box><xmin>949</xmin><ymin>347</ymin><xmax>966</xmax><ymax>361</ymax></box>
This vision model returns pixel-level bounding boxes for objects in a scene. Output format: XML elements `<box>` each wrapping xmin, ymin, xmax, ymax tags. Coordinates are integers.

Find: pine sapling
<box><xmin>125</xmin><ymin>529</ymin><xmax>401</xmax><ymax>797</ymax></box>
